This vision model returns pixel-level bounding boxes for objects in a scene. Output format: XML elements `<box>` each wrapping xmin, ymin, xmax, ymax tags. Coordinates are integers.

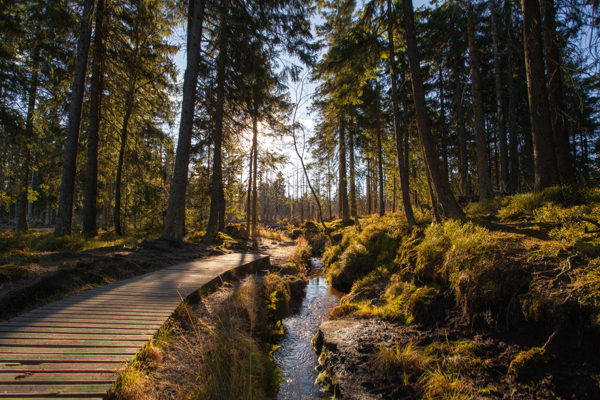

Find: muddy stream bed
<box><xmin>274</xmin><ymin>258</ymin><xmax>343</xmax><ymax>399</ymax></box>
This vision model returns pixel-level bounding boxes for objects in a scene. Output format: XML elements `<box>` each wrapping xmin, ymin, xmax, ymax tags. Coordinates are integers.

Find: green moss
<box><xmin>329</xmin><ymin>304</ymin><xmax>358</xmax><ymax>320</ymax></box>
<box><xmin>508</xmin><ymin>347</ymin><xmax>549</xmax><ymax>378</ymax></box>
<box><xmin>327</xmin><ymin>244</ymin><xmax>372</xmax><ymax>290</ymax></box>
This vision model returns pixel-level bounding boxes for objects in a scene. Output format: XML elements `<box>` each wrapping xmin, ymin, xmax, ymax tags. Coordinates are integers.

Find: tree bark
<box><xmin>490</xmin><ymin>0</ymin><xmax>509</xmax><ymax>191</ymax></box>
<box><xmin>54</xmin><ymin>0</ymin><xmax>96</xmax><ymax>238</ymax></box>
<box><xmin>506</xmin><ymin>0</ymin><xmax>519</xmax><ymax>192</ymax></box>
<box><xmin>403</xmin><ymin>0</ymin><xmax>464</xmax><ymax>219</ymax></box>
<box><xmin>252</xmin><ymin>127</ymin><xmax>258</xmax><ymax>233</ymax></box>
<box><xmin>467</xmin><ymin>1</ymin><xmax>493</xmax><ymax>201</ymax></box>
<box><xmin>114</xmin><ymin>97</ymin><xmax>134</xmax><ymax>236</ymax></box>
<box><xmin>376</xmin><ymin>82</ymin><xmax>385</xmax><ymax>217</ymax></box>
<box><xmin>17</xmin><ymin>51</ymin><xmax>40</xmax><ymax>233</ymax></box>
<box><xmin>454</xmin><ymin>68</ymin><xmax>469</xmax><ymax>196</ymax></box>
<box><xmin>246</xmin><ymin>122</ymin><xmax>254</xmax><ymax>233</ymax></box>
<box><xmin>522</xmin><ymin>0</ymin><xmax>559</xmax><ymax>189</ymax></box>
<box><xmin>349</xmin><ymin>125</ymin><xmax>357</xmax><ymax>217</ymax></box>
<box><xmin>387</xmin><ymin>0</ymin><xmax>416</xmax><ymax>229</ymax></box>
<box><xmin>206</xmin><ymin>27</ymin><xmax>227</xmax><ymax>238</ymax></box>
<box><xmin>439</xmin><ymin>67</ymin><xmax>449</xmax><ymax>181</ymax></box>
<box><xmin>339</xmin><ymin>114</ymin><xmax>350</xmax><ymax>223</ymax></box>
<box><xmin>82</xmin><ymin>0</ymin><xmax>106</xmax><ymax>237</ymax></box>
<box><xmin>543</xmin><ymin>0</ymin><xmax>575</xmax><ymax>183</ymax></box>
<box><xmin>161</xmin><ymin>0</ymin><xmax>205</xmax><ymax>241</ymax></box>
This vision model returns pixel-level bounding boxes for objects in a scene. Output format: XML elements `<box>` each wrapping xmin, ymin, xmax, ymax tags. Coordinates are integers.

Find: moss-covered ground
<box><xmin>299</xmin><ymin>186</ymin><xmax>600</xmax><ymax>399</ymax></box>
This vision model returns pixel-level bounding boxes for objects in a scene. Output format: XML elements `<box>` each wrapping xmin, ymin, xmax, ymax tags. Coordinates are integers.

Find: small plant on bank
<box><xmin>372</xmin><ymin>341</ymin><xmax>429</xmax><ymax>378</ymax></box>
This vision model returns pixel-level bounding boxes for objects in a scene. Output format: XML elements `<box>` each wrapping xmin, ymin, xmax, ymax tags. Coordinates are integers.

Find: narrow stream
<box><xmin>275</xmin><ymin>259</ymin><xmax>343</xmax><ymax>400</ymax></box>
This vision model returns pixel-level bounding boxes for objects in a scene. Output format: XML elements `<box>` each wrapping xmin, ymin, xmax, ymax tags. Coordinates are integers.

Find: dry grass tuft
<box><xmin>372</xmin><ymin>342</ymin><xmax>429</xmax><ymax>378</ymax></box>
<box><xmin>418</xmin><ymin>367</ymin><xmax>472</xmax><ymax>400</ymax></box>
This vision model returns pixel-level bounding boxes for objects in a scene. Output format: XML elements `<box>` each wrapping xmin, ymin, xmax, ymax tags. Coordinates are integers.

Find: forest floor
<box><xmin>298</xmin><ymin>186</ymin><xmax>600</xmax><ymax>399</ymax></box>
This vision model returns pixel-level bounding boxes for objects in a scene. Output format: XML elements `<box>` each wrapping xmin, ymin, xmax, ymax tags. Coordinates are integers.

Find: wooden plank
<box><xmin>36</xmin><ymin>304</ymin><xmax>177</xmax><ymax>312</ymax></box>
<box><xmin>0</xmin><ymin>383</ymin><xmax>110</xmax><ymax>395</ymax></box>
<box><xmin>0</xmin><ymin>339</ymin><xmax>147</xmax><ymax>348</ymax></box>
<box><xmin>0</xmin><ymin>354</ymin><xmax>130</xmax><ymax>363</ymax></box>
<box><xmin>0</xmin><ymin>322</ymin><xmax>162</xmax><ymax>330</ymax></box>
<box><xmin>0</xmin><ymin>347</ymin><xmax>138</xmax><ymax>355</ymax></box>
<box><xmin>0</xmin><ymin>363</ymin><xmax>121</xmax><ymax>372</ymax></box>
<box><xmin>5</xmin><ymin>315</ymin><xmax>167</xmax><ymax>323</ymax></box>
<box><xmin>0</xmin><ymin>372</ymin><xmax>116</xmax><ymax>384</ymax></box>
<box><xmin>24</xmin><ymin>310</ymin><xmax>172</xmax><ymax>317</ymax></box>
<box><xmin>0</xmin><ymin>327</ymin><xmax>157</xmax><ymax>335</ymax></box>
<box><xmin>0</xmin><ymin>333</ymin><xmax>151</xmax><ymax>341</ymax></box>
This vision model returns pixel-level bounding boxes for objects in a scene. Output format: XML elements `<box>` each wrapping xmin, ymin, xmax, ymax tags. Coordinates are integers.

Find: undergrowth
<box><xmin>0</xmin><ymin>228</ymin><xmax>159</xmax><ymax>256</ymax></box>
<box><xmin>371</xmin><ymin>339</ymin><xmax>482</xmax><ymax>399</ymax></box>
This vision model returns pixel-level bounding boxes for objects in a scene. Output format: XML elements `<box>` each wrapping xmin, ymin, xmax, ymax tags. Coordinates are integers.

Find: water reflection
<box><xmin>275</xmin><ymin>259</ymin><xmax>342</xmax><ymax>400</ymax></box>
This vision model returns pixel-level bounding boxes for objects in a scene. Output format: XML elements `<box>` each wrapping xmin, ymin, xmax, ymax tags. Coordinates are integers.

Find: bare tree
<box><xmin>289</xmin><ymin>74</ymin><xmax>330</xmax><ymax>237</ymax></box>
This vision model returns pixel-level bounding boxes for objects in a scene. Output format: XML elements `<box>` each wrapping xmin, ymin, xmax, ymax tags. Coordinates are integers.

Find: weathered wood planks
<box><xmin>0</xmin><ymin>252</ymin><xmax>269</xmax><ymax>399</ymax></box>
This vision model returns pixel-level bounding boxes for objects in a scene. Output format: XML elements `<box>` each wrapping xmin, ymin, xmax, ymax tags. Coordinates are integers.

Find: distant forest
<box><xmin>0</xmin><ymin>0</ymin><xmax>598</xmax><ymax>239</ymax></box>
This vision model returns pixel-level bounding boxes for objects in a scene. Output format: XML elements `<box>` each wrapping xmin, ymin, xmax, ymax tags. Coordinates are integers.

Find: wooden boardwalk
<box><xmin>0</xmin><ymin>252</ymin><xmax>269</xmax><ymax>399</ymax></box>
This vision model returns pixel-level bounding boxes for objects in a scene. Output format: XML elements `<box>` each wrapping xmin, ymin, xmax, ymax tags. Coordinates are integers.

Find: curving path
<box><xmin>0</xmin><ymin>252</ymin><xmax>269</xmax><ymax>399</ymax></box>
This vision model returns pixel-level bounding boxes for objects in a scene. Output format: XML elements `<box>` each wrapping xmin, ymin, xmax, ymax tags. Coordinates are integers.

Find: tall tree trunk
<box><xmin>17</xmin><ymin>52</ymin><xmax>40</xmax><ymax>233</ymax></box>
<box><xmin>490</xmin><ymin>0</ymin><xmax>509</xmax><ymax>191</ymax></box>
<box><xmin>522</xmin><ymin>0</ymin><xmax>559</xmax><ymax>189</ymax></box>
<box><xmin>339</xmin><ymin>114</ymin><xmax>350</xmax><ymax>223</ymax></box>
<box><xmin>506</xmin><ymin>0</ymin><xmax>519</xmax><ymax>192</ymax></box>
<box><xmin>219</xmin><ymin>184</ymin><xmax>225</xmax><ymax>231</ymax></box>
<box><xmin>366</xmin><ymin>161</ymin><xmax>371</xmax><ymax>215</ymax></box>
<box><xmin>422</xmin><ymin>145</ymin><xmax>442</xmax><ymax>223</ymax></box>
<box><xmin>543</xmin><ymin>0</ymin><xmax>575</xmax><ymax>183</ymax></box>
<box><xmin>82</xmin><ymin>0</ymin><xmax>106</xmax><ymax>237</ymax></box>
<box><xmin>468</xmin><ymin>1</ymin><xmax>493</xmax><ymax>201</ymax></box>
<box><xmin>403</xmin><ymin>0</ymin><xmax>464</xmax><ymax>219</ymax></box>
<box><xmin>454</xmin><ymin>69</ymin><xmax>469</xmax><ymax>195</ymax></box>
<box><xmin>114</xmin><ymin>97</ymin><xmax>134</xmax><ymax>236</ymax></box>
<box><xmin>387</xmin><ymin>1</ymin><xmax>416</xmax><ymax>229</ymax></box>
<box><xmin>349</xmin><ymin>126</ymin><xmax>357</xmax><ymax>217</ymax></box>
<box><xmin>246</xmin><ymin>122</ymin><xmax>254</xmax><ymax>234</ymax></box>
<box><xmin>376</xmin><ymin>82</ymin><xmax>385</xmax><ymax>217</ymax></box>
<box><xmin>438</xmin><ymin>68</ymin><xmax>449</xmax><ymax>180</ymax></box>
<box><xmin>206</xmin><ymin>19</ymin><xmax>227</xmax><ymax>239</ymax></box>
<box><xmin>161</xmin><ymin>0</ymin><xmax>205</xmax><ymax>241</ymax></box>
<box><xmin>252</xmin><ymin>138</ymin><xmax>258</xmax><ymax>232</ymax></box>
<box><xmin>392</xmin><ymin>175</ymin><xmax>396</xmax><ymax>213</ymax></box>
<box><xmin>328</xmin><ymin>159</ymin><xmax>332</xmax><ymax>219</ymax></box>
<box><xmin>54</xmin><ymin>0</ymin><xmax>96</xmax><ymax>238</ymax></box>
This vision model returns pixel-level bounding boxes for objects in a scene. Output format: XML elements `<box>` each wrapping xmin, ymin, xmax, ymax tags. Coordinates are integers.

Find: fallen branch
<box><xmin>555</xmin><ymin>252</ymin><xmax>581</xmax><ymax>280</ymax></box>
<box><xmin>542</xmin><ymin>328</ymin><xmax>560</xmax><ymax>349</ymax></box>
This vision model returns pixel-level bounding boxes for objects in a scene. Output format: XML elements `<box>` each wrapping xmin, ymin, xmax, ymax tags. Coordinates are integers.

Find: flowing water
<box><xmin>275</xmin><ymin>259</ymin><xmax>343</xmax><ymax>399</ymax></box>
